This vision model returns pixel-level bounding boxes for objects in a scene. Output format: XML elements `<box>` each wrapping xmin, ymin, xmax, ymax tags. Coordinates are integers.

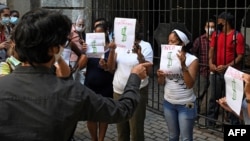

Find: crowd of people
<box><xmin>0</xmin><ymin>2</ymin><xmax>249</xmax><ymax>141</ymax></box>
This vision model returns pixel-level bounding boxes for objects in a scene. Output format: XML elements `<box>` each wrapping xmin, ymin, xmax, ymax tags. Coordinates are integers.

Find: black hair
<box><xmin>94</xmin><ymin>18</ymin><xmax>107</xmax><ymax>24</ymax></box>
<box><xmin>135</xmin><ymin>19</ymin><xmax>142</xmax><ymax>40</ymax></box>
<box><xmin>94</xmin><ymin>23</ymin><xmax>110</xmax><ymax>43</ymax></box>
<box><xmin>172</xmin><ymin>25</ymin><xmax>193</xmax><ymax>53</ymax></box>
<box><xmin>0</xmin><ymin>3</ymin><xmax>9</xmax><ymax>14</ymax></box>
<box><xmin>106</xmin><ymin>20</ymin><xmax>113</xmax><ymax>33</ymax></box>
<box><xmin>93</xmin><ymin>18</ymin><xmax>107</xmax><ymax>31</ymax></box>
<box><xmin>217</xmin><ymin>12</ymin><xmax>235</xmax><ymax>28</ymax></box>
<box><xmin>106</xmin><ymin>21</ymin><xmax>112</xmax><ymax>29</ymax></box>
<box><xmin>206</xmin><ymin>19</ymin><xmax>216</xmax><ymax>25</ymax></box>
<box><xmin>10</xmin><ymin>10</ymin><xmax>19</xmax><ymax>17</ymax></box>
<box><xmin>12</xmin><ymin>8</ymin><xmax>72</xmax><ymax>66</ymax></box>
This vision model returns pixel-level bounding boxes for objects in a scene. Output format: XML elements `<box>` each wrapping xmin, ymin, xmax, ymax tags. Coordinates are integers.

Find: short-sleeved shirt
<box><xmin>113</xmin><ymin>40</ymin><xmax>153</xmax><ymax>94</ymax></box>
<box><xmin>164</xmin><ymin>53</ymin><xmax>197</xmax><ymax>105</ymax></box>
<box><xmin>210</xmin><ymin>30</ymin><xmax>245</xmax><ymax>68</ymax></box>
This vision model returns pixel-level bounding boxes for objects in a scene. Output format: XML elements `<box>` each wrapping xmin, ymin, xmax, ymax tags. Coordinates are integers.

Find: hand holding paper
<box><xmin>159</xmin><ymin>44</ymin><xmax>182</xmax><ymax>73</ymax></box>
<box><xmin>176</xmin><ymin>50</ymin><xmax>186</xmax><ymax>67</ymax></box>
<box><xmin>224</xmin><ymin>66</ymin><xmax>244</xmax><ymax>116</ymax></box>
<box><xmin>86</xmin><ymin>33</ymin><xmax>105</xmax><ymax>58</ymax></box>
<box><xmin>114</xmin><ymin>17</ymin><xmax>136</xmax><ymax>50</ymax></box>
<box><xmin>216</xmin><ymin>97</ymin><xmax>234</xmax><ymax>113</ymax></box>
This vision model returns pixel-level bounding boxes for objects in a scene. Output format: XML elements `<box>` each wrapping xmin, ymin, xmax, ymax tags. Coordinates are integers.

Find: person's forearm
<box><xmin>55</xmin><ymin>57</ymin><xmax>71</xmax><ymax>78</ymax></box>
<box><xmin>226</xmin><ymin>54</ymin><xmax>243</xmax><ymax>67</ymax></box>
<box><xmin>137</xmin><ymin>53</ymin><xmax>146</xmax><ymax>64</ymax></box>
<box><xmin>81</xmin><ymin>73</ymin><xmax>140</xmax><ymax>123</ymax></box>
<box><xmin>106</xmin><ymin>48</ymin><xmax>116</xmax><ymax>73</ymax></box>
<box><xmin>70</xmin><ymin>42</ymin><xmax>82</xmax><ymax>56</ymax></box>
<box><xmin>181</xmin><ymin>60</ymin><xmax>198</xmax><ymax>89</ymax></box>
<box><xmin>77</xmin><ymin>54</ymin><xmax>88</xmax><ymax>69</ymax></box>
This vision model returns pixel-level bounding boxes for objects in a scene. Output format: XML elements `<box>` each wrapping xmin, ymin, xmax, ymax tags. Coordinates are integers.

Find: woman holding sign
<box><xmin>84</xmin><ymin>23</ymin><xmax>116</xmax><ymax>141</ymax></box>
<box><xmin>157</xmin><ymin>28</ymin><xmax>198</xmax><ymax>141</ymax></box>
<box><xmin>112</xmin><ymin>20</ymin><xmax>154</xmax><ymax>141</ymax></box>
<box><xmin>217</xmin><ymin>73</ymin><xmax>250</xmax><ymax>124</ymax></box>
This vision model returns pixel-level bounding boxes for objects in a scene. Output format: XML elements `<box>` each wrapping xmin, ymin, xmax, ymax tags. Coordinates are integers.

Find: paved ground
<box><xmin>73</xmin><ymin>110</ymin><xmax>224</xmax><ymax>141</ymax></box>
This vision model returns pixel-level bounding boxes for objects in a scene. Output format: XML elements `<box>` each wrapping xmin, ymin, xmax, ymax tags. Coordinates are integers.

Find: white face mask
<box><xmin>75</xmin><ymin>26</ymin><xmax>85</xmax><ymax>32</ymax></box>
<box><xmin>205</xmin><ymin>27</ymin><xmax>215</xmax><ymax>35</ymax></box>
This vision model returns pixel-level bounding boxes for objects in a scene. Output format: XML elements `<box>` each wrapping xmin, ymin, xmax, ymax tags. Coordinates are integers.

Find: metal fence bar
<box><xmin>91</xmin><ymin>0</ymin><xmax>250</xmax><ymax>133</ymax></box>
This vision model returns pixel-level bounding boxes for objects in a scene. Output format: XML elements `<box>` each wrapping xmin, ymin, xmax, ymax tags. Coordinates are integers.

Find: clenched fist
<box><xmin>131</xmin><ymin>62</ymin><xmax>153</xmax><ymax>79</ymax></box>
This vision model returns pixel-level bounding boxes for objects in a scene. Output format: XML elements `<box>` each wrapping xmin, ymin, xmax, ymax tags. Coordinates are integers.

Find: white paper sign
<box><xmin>86</xmin><ymin>33</ymin><xmax>105</xmax><ymax>58</ymax></box>
<box><xmin>224</xmin><ymin>66</ymin><xmax>244</xmax><ymax>116</ymax></box>
<box><xmin>114</xmin><ymin>17</ymin><xmax>136</xmax><ymax>50</ymax></box>
<box><xmin>159</xmin><ymin>44</ymin><xmax>182</xmax><ymax>73</ymax></box>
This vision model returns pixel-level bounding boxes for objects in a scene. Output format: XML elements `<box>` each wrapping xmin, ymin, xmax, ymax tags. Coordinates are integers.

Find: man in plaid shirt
<box><xmin>191</xmin><ymin>19</ymin><xmax>215</xmax><ymax>115</ymax></box>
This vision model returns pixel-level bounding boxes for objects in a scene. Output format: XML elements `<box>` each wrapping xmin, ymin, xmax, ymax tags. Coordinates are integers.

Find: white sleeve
<box><xmin>140</xmin><ymin>41</ymin><xmax>153</xmax><ymax>63</ymax></box>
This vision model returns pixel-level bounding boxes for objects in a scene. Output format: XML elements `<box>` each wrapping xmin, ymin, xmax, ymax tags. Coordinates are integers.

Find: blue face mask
<box><xmin>1</xmin><ymin>17</ymin><xmax>10</xmax><ymax>25</ymax></box>
<box><xmin>10</xmin><ymin>17</ymin><xmax>19</xmax><ymax>25</ymax></box>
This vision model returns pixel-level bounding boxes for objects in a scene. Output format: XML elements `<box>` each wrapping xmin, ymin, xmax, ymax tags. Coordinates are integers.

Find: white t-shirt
<box><xmin>164</xmin><ymin>53</ymin><xmax>197</xmax><ymax>105</ymax></box>
<box><xmin>113</xmin><ymin>40</ymin><xmax>153</xmax><ymax>94</ymax></box>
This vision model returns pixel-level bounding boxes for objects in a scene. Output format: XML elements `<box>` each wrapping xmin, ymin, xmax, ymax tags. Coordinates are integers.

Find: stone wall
<box><xmin>0</xmin><ymin>0</ymin><xmax>6</xmax><ymax>4</ymax></box>
<box><xmin>6</xmin><ymin>0</ymin><xmax>92</xmax><ymax>32</ymax></box>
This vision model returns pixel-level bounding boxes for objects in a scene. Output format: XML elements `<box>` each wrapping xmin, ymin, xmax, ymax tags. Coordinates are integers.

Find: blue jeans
<box><xmin>163</xmin><ymin>100</ymin><xmax>197</xmax><ymax>141</ymax></box>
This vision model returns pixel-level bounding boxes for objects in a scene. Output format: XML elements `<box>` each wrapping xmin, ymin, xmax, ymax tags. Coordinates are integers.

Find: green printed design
<box><xmin>232</xmin><ymin>79</ymin><xmax>236</xmax><ymax>100</ymax></box>
<box><xmin>91</xmin><ymin>40</ymin><xmax>97</xmax><ymax>53</ymax></box>
<box><xmin>121</xmin><ymin>26</ymin><xmax>127</xmax><ymax>42</ymax></box>
<box><xmin>167</xmin><ymin>52</ymin><xmax>172</xmax><ymax>68</ymax></box>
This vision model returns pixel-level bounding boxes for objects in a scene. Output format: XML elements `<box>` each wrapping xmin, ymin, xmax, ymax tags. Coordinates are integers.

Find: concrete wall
<box><xmin>7</xmin><ymin>0</ymin><xmax>31</xmax><ymax>17</ymax></box>
<box><xmin>0</xmin><ymin>0</ymin><xmax>6</xmax><ymax>4</ymax></box>
<box><xmin>41</xmin><ymin>0</ymin><xmax>92</xmax><ymax>32</ymax></box>
<box><xmin>6</xmin><ymin>0</ymin><xmax>92</xmax><ymax>32</ymax></box>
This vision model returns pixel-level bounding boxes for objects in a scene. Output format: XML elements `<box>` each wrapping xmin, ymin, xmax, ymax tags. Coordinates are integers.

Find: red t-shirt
<box><xmin>210</xmin><ymin>30</ymin><xmax>245</xmax><ymax>67</ymax></box>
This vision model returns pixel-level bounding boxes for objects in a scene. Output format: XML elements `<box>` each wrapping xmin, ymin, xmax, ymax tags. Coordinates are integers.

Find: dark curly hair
<box><xmin>12</xmin><ymin>8</ymin><xmax>72</xmax><ymax>66</ymax></box>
